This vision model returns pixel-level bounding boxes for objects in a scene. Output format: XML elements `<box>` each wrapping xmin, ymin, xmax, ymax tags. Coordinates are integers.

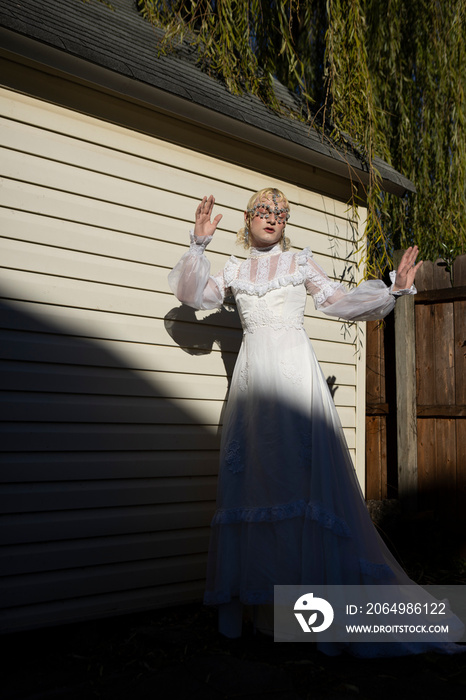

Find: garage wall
<box><xmin>0</xmin><ymin>88</ymin><xmax>366</xmax><ymax>631</ymax></box>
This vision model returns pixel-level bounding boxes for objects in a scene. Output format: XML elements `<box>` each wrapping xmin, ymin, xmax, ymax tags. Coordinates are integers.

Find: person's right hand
<box><xmin>194</xmin><ymin>195</ymin><xmax>223</xmax><ymax>238</ymax></box>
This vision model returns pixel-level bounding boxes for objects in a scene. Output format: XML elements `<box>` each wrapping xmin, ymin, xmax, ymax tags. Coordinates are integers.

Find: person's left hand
<box><xmin>392</xmin><ymin>246</ymin><xmax>423</xmax><ymax>291</ymax></box>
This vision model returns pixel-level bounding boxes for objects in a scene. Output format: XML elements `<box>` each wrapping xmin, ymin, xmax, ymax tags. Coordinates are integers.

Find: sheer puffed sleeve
<box><xmin>168</xmin><ymin>231</ymin><xmax>225</xmax><ymax>310</ymax></box>
<box><xmin>300</xmin><ymin>249</ymin><xmax>416</xmax><ymax>322</ymax></box>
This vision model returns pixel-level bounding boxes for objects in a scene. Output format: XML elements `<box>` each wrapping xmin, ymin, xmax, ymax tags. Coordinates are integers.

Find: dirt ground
<box><xmin>3</xmin><ymin>596</ymin><xmax>466</xmax><ymax>700</ymax></box>
<box><xmin>4</xmin><ymin>515</ymin><xmax>466</xmax><ymax>700</ymax></box>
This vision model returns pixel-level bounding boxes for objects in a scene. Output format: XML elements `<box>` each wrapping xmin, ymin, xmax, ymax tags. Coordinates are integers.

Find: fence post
<box><xmin>394</xmin><ymin>250</ymin><xmax>418</xmax><ymax>512</ymax></box>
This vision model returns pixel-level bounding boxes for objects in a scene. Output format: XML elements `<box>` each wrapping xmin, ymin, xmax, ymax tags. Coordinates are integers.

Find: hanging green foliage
<box><xmin>365</xmin><ymin>0</ymin><xmax>466</xmax><ymax>267</ymax></box>
<box><xmin>324</xmin><ymin>0</ymin><xmax>392</xmax><ymax>272</ymax></box>
<box><xmin>135</xmin><ymin>0</ymin><xmax>466</xmax><ymax>273</ymax></box>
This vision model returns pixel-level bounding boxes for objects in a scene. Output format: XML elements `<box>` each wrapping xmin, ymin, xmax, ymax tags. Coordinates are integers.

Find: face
<box><xmin>245</xmin><ymin>196</ymin><xmax>289</xmax><ymax>248</ymax></box>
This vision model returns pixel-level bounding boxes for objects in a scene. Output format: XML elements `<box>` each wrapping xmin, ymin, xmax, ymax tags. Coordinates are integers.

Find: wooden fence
<box><xmin>365</xmin><ymin>254</ymin><xmax>466</xmax><ymax>524</ymax></box>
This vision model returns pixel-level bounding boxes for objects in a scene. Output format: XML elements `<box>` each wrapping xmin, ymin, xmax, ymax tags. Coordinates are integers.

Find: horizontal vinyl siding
<box><xmin>0</xmin><ymin>88</ymin><xmax>366</xmax><ymax>631</ymax></box>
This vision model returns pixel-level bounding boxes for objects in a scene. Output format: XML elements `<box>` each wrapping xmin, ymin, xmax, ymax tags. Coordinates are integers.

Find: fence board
<box><xmin>434</xmin><ymin>418</ymin><xmax>457</xmax><ymax>518</ymax></box>
<box><xmin>365</xmin><ymin>415</ymin><xmax>387</xmax><ymax>499</ymax></box>
<box><xmin>433</xmin><ymin>303</ymin><xmax>456</xmax><ymax>405</ymax></box>
<box><xmin>455</xmin><ymin>300</ymin><xmax>466</xmax><ymax>405</ymax></box>
<box><xmin>365</xmin><ymin>318</ymin><xmax>388</xmax><ymax>499</ymax></box>
<box><xmin>415</xmin><ymin>304</ymin><xmax>435</xmax><ymax>406</ymax></box>
<box><xmin>417</xmin><ymin>418</ymin><xmax>436</xmax><ymax>512</ymax></box>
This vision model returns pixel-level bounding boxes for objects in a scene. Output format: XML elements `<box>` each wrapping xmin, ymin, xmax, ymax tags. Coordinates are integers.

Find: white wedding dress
<box><xmin>168</xmin><ymin>233</ymin><xmax>465</xmax><ymax>656</ymax></box>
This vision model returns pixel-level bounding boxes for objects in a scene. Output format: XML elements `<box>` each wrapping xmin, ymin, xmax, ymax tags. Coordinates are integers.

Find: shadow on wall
<box><xmin>0</xmin><ymin>297</ymin><xmax>240</xmax><ymax>632</ymax></box>
<box><xmin>164</xmin><ymin>302</ymin><xmax>243</xmax><ymax>432</ymax></box>
<box><xmin>164</xmin><ymin>302</ymin><xmax>242</xmax><ymax>381</ymax></box>
<box><xmin>165</xmin><ymin>303</ymin><xmax>340</xmax><ymax>401</ymax></box>
<box><xmin>0</xmin><ymin>293</ymin><xmax>345</xmax><ymax>631</ymax></box>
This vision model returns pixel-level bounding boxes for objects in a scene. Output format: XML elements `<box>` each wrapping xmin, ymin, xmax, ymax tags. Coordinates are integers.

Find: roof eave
<box><xmin>0</xmin><ymin>26</ymin><xmax>415</xmax><ymax>198</ymax></box>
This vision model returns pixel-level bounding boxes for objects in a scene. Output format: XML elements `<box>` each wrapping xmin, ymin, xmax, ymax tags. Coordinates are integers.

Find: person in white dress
<box><xmin>168</xmin><ymin>188</ymin><xmax>464</xmax><ymax>656</ymax></box>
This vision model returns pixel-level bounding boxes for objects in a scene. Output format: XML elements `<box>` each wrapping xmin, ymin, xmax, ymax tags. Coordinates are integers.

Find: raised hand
<box><xmin>194</xmin><ymin>195</ymin><xmax>223</xmax><ymax>238</ymax></box>
<box><xmin>392</xmin><ymin>246</ymin><xmax>423</xmax><ymax>291</ymax></box>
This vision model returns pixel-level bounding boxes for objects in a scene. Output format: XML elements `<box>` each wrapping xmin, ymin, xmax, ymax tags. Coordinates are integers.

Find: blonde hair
<box><xmin>237</xmin><ymin>187</ymin><xmax>291</xmax><ymax>251</ymax></box>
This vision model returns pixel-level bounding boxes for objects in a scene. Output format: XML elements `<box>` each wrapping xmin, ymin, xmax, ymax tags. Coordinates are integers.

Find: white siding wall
<box><xmin>0</xmin><ymin>88</ymin><xmax>367</xmax><ymax>631</ymax></box>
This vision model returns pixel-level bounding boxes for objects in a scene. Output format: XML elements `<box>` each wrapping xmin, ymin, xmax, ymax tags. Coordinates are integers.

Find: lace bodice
<box><xmin>238</xmin><ymin>293</ymin><xmax>305</xmax><ymax>334</ymax></box>
<box><xmin>168</xmin><ymin>232</ymin><xmax>416</xmax><ymax>322</ymax></box>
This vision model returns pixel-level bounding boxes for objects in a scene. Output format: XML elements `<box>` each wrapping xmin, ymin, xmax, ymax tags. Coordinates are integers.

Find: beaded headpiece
<box><xmin>247</xmin><ymin>193</ymin><xmax>290</xmax><ymax>225</ymax></box>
